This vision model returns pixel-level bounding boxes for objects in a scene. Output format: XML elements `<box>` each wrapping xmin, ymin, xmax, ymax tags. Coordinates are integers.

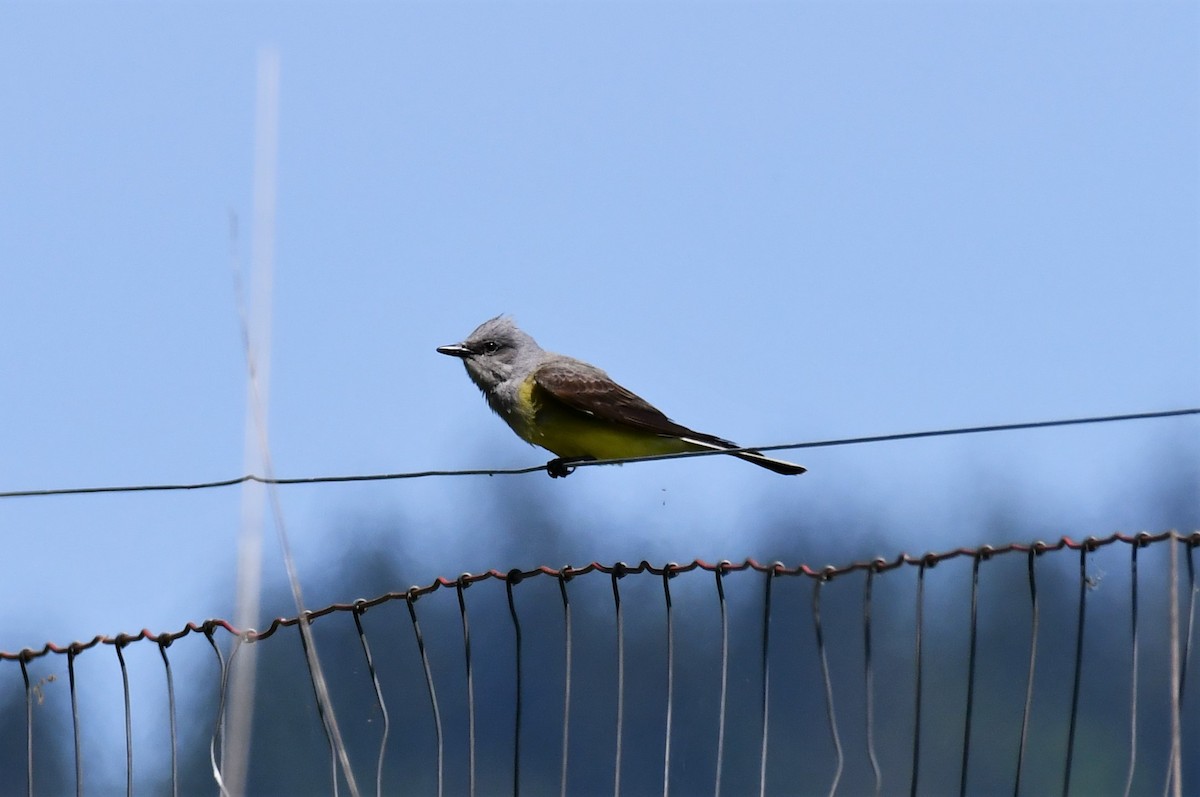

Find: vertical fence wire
<box><xmin>1124</xmin><ymin>542</ymin><xmax>1140</xmax><ymax>797</ymax></box>
<box><xmin>406</xmin><ymin>593</ymin><xmax>443</xmax><ymax>797</ymax></box>
<box><xmin>205</xmin><ymin>628</ymin><xmax>232</xmax><ymax>797</ymax></box>
<box><xmin>351</xmin><ymin>602</ymin><xmax>389</xmax><ymax>797</ymax></box>
<box><xmin>812</xmin><ymin>577</ymin><xmax>843</xmax><ymax>797</ymax></box>
<box><xmin>959</xmin><ymin>552</ymin><xmax>983</xmax><ymax>797</ymax></box>
<box><xmin>456</xmin><ymin>579</ymin><xmax>477</xmax><ymax>797</ymax></box>
<box><xmin>714</xmin><ymin>565</ymin><xmax>729</xmax><ymax>797</ymax></box>
<box><xmin>864</xmin><ymin>564</ymin><xmax>882</xmax><ymax>797</ymax></box>
<box><xmin>1161</xmin><ymin>535</ymin><xmax>1190</xmax><ymax>797</ymax></box>
<box><xmin>506</xmin><ymin>574</ymin><xmax>523</xmax><ymax>797</ymax></box>
<box><xmin>661</xmin><ymin>568</ymin><xmax>675</xmax><ymax>797</ymax></box>
<box><xmin>558</xmin><ymin>571</ymin><xmax>573</xmax><ymax>797</ymax></box>
<box><xmin>1165</xmin><ymin>536</ymin><xmax>1196</xmax><ymax>797</ymax></box>
<box><xmin>1062</xmin><ymin>544</ymin><xmax>1090</xmax><ymax>797</ymax></box>
<box><xmin>20</xmin><ymin>656</ymin><xmax>33</xmax><ymax>797</ymax></box>
<box><xmin>295</xmin><ymin>616</ymin><xmax>341</xmax><ymax>797</ymax></box>
<box><xmin>292</xmin><ymin>614</ymin><xmax>340</xmax><ymax>797</ymax></box>
<box><xmin>1182</xmin><ymin>538</ymin><xmax>1197</xmax><ymax>702</ymax></box>
<box><xmin>1014</xmin><ymin>547</ymin><xmax>1040</xmax><ymax>797</ymax></box>
<box><xmin>1167</xmin><ymin>535</ymin><xmax>1182</xmax><ymax>797</ymax></box>
<box><xmin>758</xmin><ymin>566</ymin><xmax>775</xmax><ymax>797</ymax></box>
<box><xmin>909</xmin><ymin>559</ymin><xmax>927</xmax><ymax>797</ymax></box>
<box><xmin>157</xmin><ymin>637</ymin><xmax>179</xmax><ymax>797</ymax></box>
<box><xmin>115</xmin><ymin>642</ymin><xmax>133</xmax><ymax>797</ymax></box>
<box><xmin>68</xmin><ymin>648</ymin><xmax>81</xmax><ymax>797</ymax></box>
<box><xmin>612</xmin><ymin>567</ymin><xmax>626</xmax><ymax>797</ymax></box>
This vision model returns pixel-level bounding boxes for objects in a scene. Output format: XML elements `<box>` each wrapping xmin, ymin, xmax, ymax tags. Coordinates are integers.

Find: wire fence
<box><xmin>2</xmin><ymin>530</ymin><xmax>1196</xmax><ymax>796</ymax></box>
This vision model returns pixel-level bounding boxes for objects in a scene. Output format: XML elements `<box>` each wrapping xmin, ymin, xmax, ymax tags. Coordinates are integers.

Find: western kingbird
<box><xmin>437</xmin><ymin>316</ymin><xmax>806</xmax><ymax>476</ymax></box>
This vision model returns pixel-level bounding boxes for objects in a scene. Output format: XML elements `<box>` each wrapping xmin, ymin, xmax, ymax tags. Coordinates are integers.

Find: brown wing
<box><xmin>532</xmin><ymin>359</ymin><xmax>737</xmax><ymax>448</ymax></box>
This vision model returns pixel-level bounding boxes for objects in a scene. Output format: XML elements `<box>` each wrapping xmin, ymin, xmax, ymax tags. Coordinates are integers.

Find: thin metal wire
<box><xmin>863</xmin><ymin>564</ymin><xmax>882</xmax><ymax>797</ymax></box>
<box><xmin>1166</xmin><ymin>535</ymin><xmax>1195</xmax><ymax>797</ymax></box>
<box><xmin>116</xmin><ymin>642</ymin><xmax>133</xmax><ymax>797</ymax></box>
<box><xmin>20</xmin><ymin>657</ymin><xmax>32</xmax><ymax>797</ymax></box>
<box><xmin>612</xmin><ymin>567</ymin><xmax>626</xmax><ymax>797</ymax></box>
<box><xmin>158</xmin><ymin>637</ymin><xmax>179</xmax><ymax>797</ymax></box>
<box><xmin>1062</xmin><ymin>544</ymin><xmax>1090</xmax><ymax>797</ymax></box>
<box><xmin>558</xmin><ymin>571</ymin><xmax>573</xmax><ymax>797</ymax></box>
<box><xmin>758</xmin><ymin>566</ymin><xmax>775</xmax><ymax>797</ymax></box>
<box><xmin>662</xmin><ymin>568</ymin><xmax>675</xmax><ymax>797</ymax></box>
<box><xmin>506</xmin><ymin>574</ymin><xmax>523</xmax><ymax>797</ymax></box>
<box><xmin>352</xmin><ymin>602</ymin><xmax>389</xmax><ymax>797</ymax></box>
<box><xmin>265</xmin><ymin>502</ymin><xmax>358</xmax><ymax>797</ymax></box>
<box><xmin>1182</xmin><ymin>538</ymin><xmax>1197</xmax><ymax>702</ymax></box>
<box><xmin>1014</xmin><ymin>547</ymin><xmax>1041</xmax><ymax>797</ymax></box>
<box><xmin>4</xmin><ymin>408</ymin><xmax>1195</xmax><ymax>499</ymax></box>
<box><xmin>959</xmin><ymin>551</ymin><xmax>983</xmax><ymax>797</ymax></box>
<box><xmin>406</xmin><ymin>593</ymin><xmax>443</xmax><ymax>797</ymax></box>
<box><xmin>1167</xmin><ymin>534</ymin><xmax>1182</xmax><ymax>797</ymax></box>
<box><xmin>457</xmin><ymin>578</ymin><xmax>477</xmax><ymax>797</ymax></box>
<box><xmin>1124</xmin><ymin>541</ymin><xmax>1141</xmax><ymax>797</ymax></box>
<box><xmin>68</xmin><ymin>648</ymin><xmax>81</xmax><ymax>797</ymax></box>
<box><xmin>812</xmin><ymin>578</ymin><xmax>844</xmax><ymax>797</ymax></box>
<box><xmin>296</xmin><ymin>615</ymin><xmax>340</xmax><ymax>797</ymax></box>
<box><xmin>1165</xmin><ymin>537</ymin><xmax>1196</xmax><ymax>796</ymax></box>
<box><xmin>714</xmin><ymin>565</ymin><xmax>730</xmax><ymax>797</ymax></box>
<box><xmin>910</xmin><ymin>559</ymin><xmax>927</xmax><ymax>797</ymax></box>
<box><xmin>206</xmin><ymin>628</ymin><xmax>232</xmax><ymax>797</ymax></box>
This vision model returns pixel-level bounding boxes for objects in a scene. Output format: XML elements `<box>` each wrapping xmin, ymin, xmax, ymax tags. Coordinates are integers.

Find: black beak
<box><xmin>437</xmin><ymin>343</ymin><xmax>472</xmax><ymax>359</ymax></box>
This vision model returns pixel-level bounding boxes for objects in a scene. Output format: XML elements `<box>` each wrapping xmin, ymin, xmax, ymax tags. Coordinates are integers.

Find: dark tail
<box><xmin>679</xmin><ymin>434</ymin><xmax>806</xmax><ymax>475</ymax></box>
<box><xmin>732</xmin><ymin>450</ymin><xmax>807</xmax><ymax>475</ymax></box>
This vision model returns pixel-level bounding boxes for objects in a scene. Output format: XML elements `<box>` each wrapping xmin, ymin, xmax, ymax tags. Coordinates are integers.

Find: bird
<box><xmin>437</xmin><ymin>316</ymin><xmax>806</xmax><ymax>477</ymax></box>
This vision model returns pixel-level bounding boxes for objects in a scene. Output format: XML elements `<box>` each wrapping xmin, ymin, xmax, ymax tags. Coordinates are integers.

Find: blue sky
<box><xmin>1</xmin><ymin>0</ymin><xmax>1196</xmax><ymax>672</ymax></box>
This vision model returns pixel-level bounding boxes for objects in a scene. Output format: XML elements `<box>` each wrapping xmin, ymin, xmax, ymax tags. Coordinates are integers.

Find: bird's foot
<box><xmin>546</xmin><ymin>457</ymin><xmax>594</xmax><ymax>478</ymax></box>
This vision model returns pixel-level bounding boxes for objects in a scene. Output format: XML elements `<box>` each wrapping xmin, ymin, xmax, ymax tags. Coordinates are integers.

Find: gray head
<box><xmin>437</xmin><ymin>315</ymin><xmax>546</xmax><ymax>392</ymax></box>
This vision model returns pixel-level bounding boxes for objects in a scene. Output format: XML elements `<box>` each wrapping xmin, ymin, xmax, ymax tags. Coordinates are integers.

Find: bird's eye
<box><xmin>481</xmin><ymin>340</ymin><xmax>501</xmax><ymax>354</ymax></box>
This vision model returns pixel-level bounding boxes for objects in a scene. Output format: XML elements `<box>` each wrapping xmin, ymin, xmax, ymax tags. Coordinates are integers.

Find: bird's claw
<box><xmin>546</xmin><ymin>457</ymin><xmax>594</xmax><ymax>478</ymax></box>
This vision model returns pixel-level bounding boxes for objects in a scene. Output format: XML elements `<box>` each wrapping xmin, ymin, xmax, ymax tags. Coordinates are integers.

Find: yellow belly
<box><xmin>515</xmin><ymin>376</ymin><xmax>697</xmax><ymax>460</ymax></box>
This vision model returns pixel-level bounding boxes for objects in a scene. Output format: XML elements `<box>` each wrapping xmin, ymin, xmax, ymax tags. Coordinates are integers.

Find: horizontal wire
<box><xmin>1</xmin><ymin>407</ymin><xmax>1195</xmax><ymax>500</ymax></box>
<box><xmin>4</xmin><ymin>530</ymin><xmax>1196</xmax><ymax>663</ymax></box>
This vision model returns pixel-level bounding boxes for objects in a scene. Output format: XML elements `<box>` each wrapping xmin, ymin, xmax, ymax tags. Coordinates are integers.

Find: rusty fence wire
<box><xmin>2</xmin><ymin>530</ymin><xmax>1198</xmax><ymax>796</ymax></box>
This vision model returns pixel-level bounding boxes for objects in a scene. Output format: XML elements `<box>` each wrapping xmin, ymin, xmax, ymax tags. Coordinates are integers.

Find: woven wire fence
<box><xmin>2</xmin><ymin>531</ymin><xmax>1197</xmax><ymax>796</ymax></box>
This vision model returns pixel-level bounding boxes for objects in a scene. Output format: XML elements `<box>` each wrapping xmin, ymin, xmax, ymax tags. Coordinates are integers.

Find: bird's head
<box><xmin>437</xmin><ymin>315</ymin><xmax>544</xmax><ymax>393</ymax></box>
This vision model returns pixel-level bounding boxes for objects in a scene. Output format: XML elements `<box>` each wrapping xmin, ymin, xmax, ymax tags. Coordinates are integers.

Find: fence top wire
<box><xmin>4</xmin><ymin>530</ymin><xmax>1196</xmax><ymax>663</ymax></box>
<box><xmin>1</xmin><ymin>407</ymin><xmax>1195</xmax><ymax>499</ymax></box>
